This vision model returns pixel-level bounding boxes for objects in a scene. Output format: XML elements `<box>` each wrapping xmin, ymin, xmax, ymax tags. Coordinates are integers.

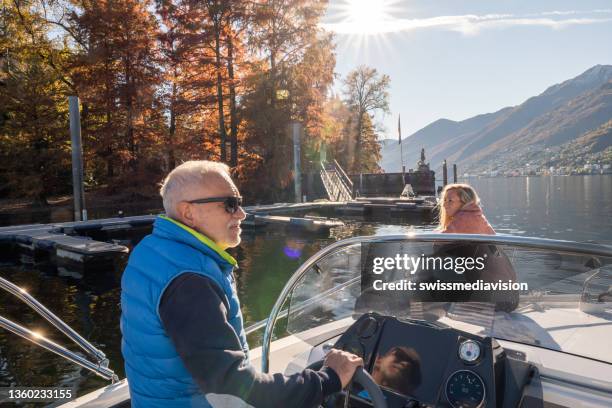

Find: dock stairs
<box><xmin>320</xmin><ymin>160</ymin><xmax>354</xmax><ymax>202</ymax></box>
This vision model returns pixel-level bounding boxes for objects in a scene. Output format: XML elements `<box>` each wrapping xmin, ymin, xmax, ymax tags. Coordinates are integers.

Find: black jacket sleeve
<box><xmin>159</xmin><ymin>272</ymin><xmax>341</xmax><ymax>407</ymax></box>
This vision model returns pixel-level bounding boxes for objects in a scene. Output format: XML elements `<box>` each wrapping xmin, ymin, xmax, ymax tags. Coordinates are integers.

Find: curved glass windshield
<box><xmin>285</xmin><ymin>237</ymin><xmax>612</xmax><ymax>364</ymax></box>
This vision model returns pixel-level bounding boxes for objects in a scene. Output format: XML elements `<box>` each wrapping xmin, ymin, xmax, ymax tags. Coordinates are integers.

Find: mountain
<box><xmin>573</xmin><ymin>119</ymin><xmax>612</xmax><ymax>151</ymax></box>
<box><xmin>380</xmin><ymin>108</ymin><xmax>511</xmax><ymax>171</ymax></box>
<box><xmin>381</xmin><ymin>65</ymin><xmax>612</xmax><ymax>174</ymax></box>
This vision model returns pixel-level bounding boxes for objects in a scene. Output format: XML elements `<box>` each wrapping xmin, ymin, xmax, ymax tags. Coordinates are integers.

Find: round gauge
<box><xmin>446</xmin><ymin>370</ymin><xmax>485</xmax><ymax>408</ymax></box>
<box><xmin>458</xmin><ymin>340</ymin><xmax>481</xmax><ymax>363</ymax></box>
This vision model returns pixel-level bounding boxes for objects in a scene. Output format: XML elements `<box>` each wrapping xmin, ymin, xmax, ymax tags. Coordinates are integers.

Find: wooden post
<box><xmin>307</xmin><ymin>172</ymin><xmax>313</xmax><ymax>200</ymax></box>
<box><xmin>359</xmin><ymin>173</ymin><xmax>363</xmax><ymax>197</ymax></box>
<box><xmin>69</xmin><ymin>96</ymin><xmax>87</xmax><ymax>221</ymax></box>
<box><xmin>292</xmin><ymin>122</ymin><xmax>302</xmax><ymax>203</ymax></box>
<box><xmin>442</xmin><ymin>160</ymin><xmax>448</xmax><ymax>186</ymax></box>
<box><xmin>453</xmin><ymin>164</ymin><xmax>458</xmax><ymax>183</ymax></box>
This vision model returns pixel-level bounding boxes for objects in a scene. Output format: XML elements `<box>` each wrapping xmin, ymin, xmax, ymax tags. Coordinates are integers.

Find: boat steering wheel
<box><xmin>307</xmin><ymin>360</ymin><xmax>388</xmax><ymax>408</ymax></box>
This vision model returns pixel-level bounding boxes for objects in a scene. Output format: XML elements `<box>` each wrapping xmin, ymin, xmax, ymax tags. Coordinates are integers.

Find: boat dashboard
<box><xmin>328</xmin><ymin>313</ymin><xmax>533</xmax><ymax>408</ymax></box>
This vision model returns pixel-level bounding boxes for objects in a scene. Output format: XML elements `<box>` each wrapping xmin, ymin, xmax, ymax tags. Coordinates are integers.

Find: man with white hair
<box><xmin>120</xmin><ymin>160</ymin><xmax>362</xmax><ymax>407</ymax></box>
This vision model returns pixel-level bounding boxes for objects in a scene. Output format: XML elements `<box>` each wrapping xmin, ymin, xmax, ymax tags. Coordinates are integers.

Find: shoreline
<box><xmin>461</xmin><ymin>173</ymin><xmax>612</xmax><ymax>179</ymax></box>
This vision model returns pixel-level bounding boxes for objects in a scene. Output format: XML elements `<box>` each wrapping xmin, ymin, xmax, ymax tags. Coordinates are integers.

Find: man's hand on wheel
<box><xmin>323</xmin><ymin>349</ymin><xmax>364</xmax><ymax>389</ymax></box>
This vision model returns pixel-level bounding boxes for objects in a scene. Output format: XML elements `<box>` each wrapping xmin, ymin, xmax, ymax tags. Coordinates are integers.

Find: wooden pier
<box><xmin>246</xmin><ymin>197</ymin><xmax>436</xmax><ymax>218</ymax></box>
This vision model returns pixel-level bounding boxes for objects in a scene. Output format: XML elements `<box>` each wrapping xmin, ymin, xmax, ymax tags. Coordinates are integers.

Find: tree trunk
<box><xmin>226</xmin><ymin>20</ymin><xmax>238</xmax><ymax>167</ymax></box>
<box><xmin>125</xmin><ymin>56</ymin><xmax>136</xmax><ymax>172</ymax></box>
<box><xmin>214</xmin><ymin>19</ymin><xmax>227</xmax><ymax>163</ymax></box>
<box><xmin>168</xmin><ymin>81</ymin><xmax>177</xmax><ymax>171</ymax></box>
<box><xmin>32</xmin><ymin>108</ymin><xmax>49</xmax><ymax>205</ymax></box>
<box><xmin>268</xmin><ymin>50</ymin><xmax>277</xmax><ymax>167</ymax></box>
<box><xmin>106</xmin><ymin>109</ymin><xmax>114</xmax><ymax>178</ymax></box>
<box><xmin>354</xmin><ymin>110</ymin><xmax>364</xmax><ymax>172</ymax></box>
<box><xmin>269</xmin><ymin>52</ymin><xmax>276</xmax><ymax>108</ymax></box>
<box><xmin>103</xmin><ymin>58</ymin><xmax>114</xmax><ymax>179</ymax></box>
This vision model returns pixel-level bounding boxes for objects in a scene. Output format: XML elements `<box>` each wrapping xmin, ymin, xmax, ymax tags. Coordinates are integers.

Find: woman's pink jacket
<box><xmin>442</xmin><ymin>202</ymin><xmax>495</xmax><ymax>235</ymax></box>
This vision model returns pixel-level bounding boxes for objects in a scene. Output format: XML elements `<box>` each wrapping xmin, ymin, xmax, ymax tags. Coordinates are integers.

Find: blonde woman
<box><xmin>436</xmin><ymin>184</ymin><xmax>518</xmax><ymax>311</ymax></box>
<box><xmin>438</xmin><ymin>184</ymin><xmax>495</xmax><ymax>234</ymax></box>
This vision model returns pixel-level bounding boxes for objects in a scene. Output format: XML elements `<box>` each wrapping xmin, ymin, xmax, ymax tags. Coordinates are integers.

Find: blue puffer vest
<box><xmin>120</xmin><ymin>215</ymin><xmax>248</xmax><ymax>408</ymax></box>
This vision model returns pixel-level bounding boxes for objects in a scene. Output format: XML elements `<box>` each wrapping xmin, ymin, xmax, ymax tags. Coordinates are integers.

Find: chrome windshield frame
<box><xmin>261</xmin><ymin>233</ymin><xmax>612</xmax><ymax>373</ymax></box>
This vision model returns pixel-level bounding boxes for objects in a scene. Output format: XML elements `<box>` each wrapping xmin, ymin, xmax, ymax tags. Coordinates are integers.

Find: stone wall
<box><xmin>300</xmin><ymin>169</ymin><xmax>436</xmax><ymax>201</ymax></box>
<box><xmin>349</xmin><ymin>171</ymin><xmax>435</xmax><ymax>197</ymax></box>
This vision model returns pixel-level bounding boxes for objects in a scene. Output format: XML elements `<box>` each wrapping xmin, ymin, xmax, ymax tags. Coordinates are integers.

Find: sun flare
<box><xmin>327</xmin><ymin>0</ymin><xmax>400</xmax><ymax>35</ymax></box>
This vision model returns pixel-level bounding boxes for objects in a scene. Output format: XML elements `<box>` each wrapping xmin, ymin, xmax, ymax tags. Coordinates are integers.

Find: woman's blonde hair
<box><xmin>437</xmin><ymin>183</ymin><xmax>481</xmax><ymax>230</ymax></box>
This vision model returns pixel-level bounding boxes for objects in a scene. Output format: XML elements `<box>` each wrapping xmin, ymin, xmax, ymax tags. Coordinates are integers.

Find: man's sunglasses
<box><xmin>187</xmin><ymin>196</ymin><xmax>243</xmax><ymax>214</ymax></box>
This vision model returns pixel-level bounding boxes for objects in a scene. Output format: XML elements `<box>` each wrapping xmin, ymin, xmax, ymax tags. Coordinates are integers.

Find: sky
<box><xmin>321</xmin><ymin>0</ymin><xmax>612</xmax><ymax>138</ymax></box>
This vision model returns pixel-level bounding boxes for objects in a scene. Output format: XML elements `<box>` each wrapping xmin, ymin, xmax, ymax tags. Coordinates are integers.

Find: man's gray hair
<box><xmin>160</xmin><ymin>160</ymin><xmax>231</xmax><ymax>218</ymax></box>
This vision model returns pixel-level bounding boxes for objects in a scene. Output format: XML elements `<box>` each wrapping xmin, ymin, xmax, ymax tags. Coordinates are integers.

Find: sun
<box><xmin>327</xmin><ymin>0</ymin><xmax>400</xmax><ymax>35</ymax></box>
<box><xmin>348</xmin><ymin>0</ymin><xmax>387</xmax><ymax>25</ymax></box>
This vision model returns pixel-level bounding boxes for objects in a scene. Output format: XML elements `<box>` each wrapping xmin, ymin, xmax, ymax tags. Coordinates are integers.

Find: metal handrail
<box><xmin>320</xmin><ymin>164</ymin><xmax>336</xmax><ymax>201</ymax></box>
<box><xmin>0</xmin><ymin>276</ymin><xmax>117</xmax><ymax>382</ymax></box>
<box><xmin>319</xmin><ymin>164</ymin><xmax>336</xmax><ymax>201</ymax></box>
<box><xmin>320</xmin><ymin>162</ymin><xmax>352</xmax><ymax>202</ymax></box>
<box><xmin>333</xmin><ymin>159</ymin><xmax>354</xmax><ymax>190</ymax></box>
<box><xmin>261</xmin><ymin>233</ymin><xmax>612</xmax><ymax>372</ymax></box>
<box><xmin>0</xmin><ymin>315</ymin><xmax>117</xmax><ymax>382</ymax></box>
<box><xmin>0</xmin><ymin>276</ymin><xmax>107</xmax><ymax>363</ymax></box>
<box><xmin>331</xmin><ymin>161</ymin><xmax>353</xmax><ymax>200</ymax></box>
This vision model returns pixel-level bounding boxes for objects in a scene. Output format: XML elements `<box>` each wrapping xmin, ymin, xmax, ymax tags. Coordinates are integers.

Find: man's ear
<box><xmin>176</xmin><ymin>201</ymin><xmax>194</xmax><ymax>227</ymax></box>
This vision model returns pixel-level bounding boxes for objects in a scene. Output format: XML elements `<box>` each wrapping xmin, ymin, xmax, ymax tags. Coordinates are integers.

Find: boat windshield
<box><xmin>283</xmin><ymin>235</ymin><xmax>612</xmax><ymax>364</ymax></box>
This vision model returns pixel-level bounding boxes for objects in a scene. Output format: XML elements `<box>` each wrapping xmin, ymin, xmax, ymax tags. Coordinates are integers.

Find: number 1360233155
<box><xmin>0</xmin><ymin>387</ymin><xmax>74</xmax><ymax>403</ymax></box>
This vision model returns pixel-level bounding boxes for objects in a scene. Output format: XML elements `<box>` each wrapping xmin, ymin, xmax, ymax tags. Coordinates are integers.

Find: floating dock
<box><xmin>248</xmin><ymin>198</ymin><xmax>436</xmax><ymax>218</ymax></box>
<box><xmin>334</xmin><ymin>197</ymin><xmax>436</xmax><ymax>216</ymax></box>
<box><xmin>0</xmin><ymin>208</ymin><xmax>344</xmax><ymax>273</ymax></box>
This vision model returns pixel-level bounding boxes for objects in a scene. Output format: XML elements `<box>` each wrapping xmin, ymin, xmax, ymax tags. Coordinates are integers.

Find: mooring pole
<box><xmin>69</xmin><ymin>96</ymin><xmax>87</xmax><ymax>221</ymax></box>
<box><xmin>442</xmin><ymin>160</ymin><xmax>448</xmax><ymax>186</ymax></box>
<box><xmin>291</xmin><ymin>122</ymin><xmax>302</xmax><ymax>203</ymax></box>
<box><xmin>453</xmin><ymin>164</ymin><xmax>458</xmax><ymax>183</ymax></box>
<box><xmin>398</xmin><ymin>115</ymin><xmax>405</xmax><ymax>186</ymax></box>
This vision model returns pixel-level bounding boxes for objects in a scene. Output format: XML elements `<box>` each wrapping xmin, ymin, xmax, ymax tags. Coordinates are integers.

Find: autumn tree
<box><xmin>68</xmin><ymin>0</ymin><xmax>164</xmax><ymax>190</ymax></box>
<box><xmin>0</xmin><ymin>0</ymin><xmax>72</xmax><ymax>202</ymax></box>
<box><xmin>358</xmin><ymin>113</ymin><xmax>382</xmax><ymax>173</ymax></box>
<box><xmin>224</xmin><ymin>1</ymin><xmax>249</xmax><ymax>167</ymax></box>
<box><xmin>197</xmin><ymin>1</ymin><xmax>250</xmax><ymax>167</ymax></box>
<box><xmin>156</xmin><ymin>0</ymin><xmax>182</xmax><ymax>171</ymax></box>
<box><xmin>157</xmin><ymin>0</ymin><xmax>213</xmax><ymax>171</ymax></box>
<box><xmin>342</xmin><ymin>65</ymin><xmax>390</xmax><ymax>172</ymax></box>
<box><xmin>320</xmin><ymin>94</ymin><xmax>350</xmax><ymax>166</ymax></box>
<box><xmin>155</xmin><ymin>0</ymin><xmax>250</xmax><ymax>170</ymax></box>
<box><xmin>200</xmin><ymin>0</ymin><xmax>230</xmax><ymax>163</ymax></box>
<box><xmin>290</xmin><ymin>32</ymin><xmax>335</xmax><ymax>173</ymax></box>
<box><xmin>241</xmin><ymin>0</ymin><xmax>333</xmax><ymax>200</ymax></box>
<box><xmin>249</xmin><ymin>0</ymin><xmax>328</xmax><ymax>106</ymax></box>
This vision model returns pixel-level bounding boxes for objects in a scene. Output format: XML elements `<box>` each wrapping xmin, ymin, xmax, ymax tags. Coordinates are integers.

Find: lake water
<box><xmin>0</xmin><ymin>175</ymin><xmax>610</xmax><ymax>404</ymax></box>
<box><xmin>465</xmin><ymin>175</ymin><xmax>612</xmax><ymax>244</ymax></box>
